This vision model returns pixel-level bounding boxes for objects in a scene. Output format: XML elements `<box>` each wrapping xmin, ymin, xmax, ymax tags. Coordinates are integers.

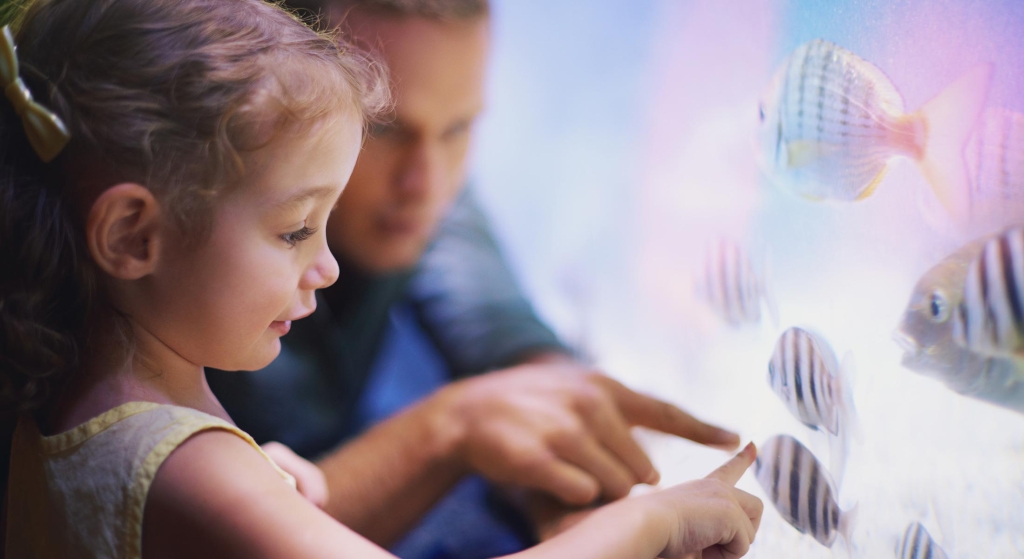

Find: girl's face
<box><xmin>139</xmin><ymin>114</ymin><xmax>363</xmax><ymax>372</ymax></box>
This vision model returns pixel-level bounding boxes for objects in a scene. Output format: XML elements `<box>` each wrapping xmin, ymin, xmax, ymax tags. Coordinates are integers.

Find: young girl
<box><xmin>0</xmin><ymin>0</ymin><xmax>762</xmax><ymax>557</ymax></box>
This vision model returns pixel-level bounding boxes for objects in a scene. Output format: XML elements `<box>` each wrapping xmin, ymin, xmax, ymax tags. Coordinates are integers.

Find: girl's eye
<box><xmin>282</xmin><ymin>226</ymin><xmax>317</xmax><ymax>247</ymax></box>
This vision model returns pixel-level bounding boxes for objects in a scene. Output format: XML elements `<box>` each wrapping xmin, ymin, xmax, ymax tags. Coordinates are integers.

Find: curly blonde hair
<box><xmin>0</xmin><ymin>0</ymin><xmax>389</xmax><ymax>414</ymax></box>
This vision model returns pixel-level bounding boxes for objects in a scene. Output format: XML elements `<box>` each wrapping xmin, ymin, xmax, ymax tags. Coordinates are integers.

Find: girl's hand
<box><xmin>655</xmin><ymin>442</ymin><xmax>763</xmax><ymax>559</ymax></box>
<box><xmin>261</xmin><ymin>441</ymin><xmax>329</xmax><ymax>509</ymax></box>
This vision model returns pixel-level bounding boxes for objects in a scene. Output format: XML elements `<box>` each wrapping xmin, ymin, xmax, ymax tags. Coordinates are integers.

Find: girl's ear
<box><xmin>86</xmin><ymin>183</ymin><xmax>163</xmax><ymax>280</ymax></box>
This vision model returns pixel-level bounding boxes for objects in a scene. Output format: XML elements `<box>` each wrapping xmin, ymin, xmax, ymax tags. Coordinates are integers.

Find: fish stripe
<box><xmin>807</xmin><ymin>457</ymin><xmax>818</xmax><ymax>537</ymax></box>
<box><xmin>978</xmin><ymin>244</ymin><xmax>993</xmax><ymax>346</ymax></box>
<box><xmin>1000</xmin><ymin>234</ymin><xmax>1024</xmax><ymax>332</ymax></box>
<box><xmin>987</xmin><ymin>240</ymin><xmax>1013</xmax><ymax>349</ymax></box>
<box><xmin>816</xmin><ymin>44</ymin><xmax>833</xmax><ymax>144</ymax></box>
<box><xmin>771</xmin><ymin>441</ymin><xmax>782</xmax><ymax>503</ymax></box>
<box><xmin>794</xmin><ymin>330</ymin><xmax>806</xmax><ymax>410</ymax></box>
<box><xmin>809</xmin><ymin>350</ymin><xmax>820</xmax><ymax>419</ymax></box>
<box><xmin>797</xmin><ymin>42</ymin><xmax>811</xmax><ymax>136</ymax></box>
<box><xmin>789</xmin><ymin>439</ymin><xmax>801</xmax><ymax>525</ymax></box>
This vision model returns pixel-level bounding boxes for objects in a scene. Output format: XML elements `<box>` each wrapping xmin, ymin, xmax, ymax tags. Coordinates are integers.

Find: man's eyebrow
<box><xmin>269</xmin><ymin>185</ymin><xmax>338</xmax><ymax>210</ymax></box>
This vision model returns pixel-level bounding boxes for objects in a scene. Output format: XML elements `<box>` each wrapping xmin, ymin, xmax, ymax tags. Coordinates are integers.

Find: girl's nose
<box><xmin>300</xmin><ymin>241</ymin><xmax>339</xmax><ymax>291</ymax></box>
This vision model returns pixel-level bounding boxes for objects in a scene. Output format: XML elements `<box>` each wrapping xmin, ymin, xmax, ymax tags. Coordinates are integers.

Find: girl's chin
<box><xmin>225</xmin><ymin>338</ymin><xmax>282</xmax><ymax>372</ymax></box>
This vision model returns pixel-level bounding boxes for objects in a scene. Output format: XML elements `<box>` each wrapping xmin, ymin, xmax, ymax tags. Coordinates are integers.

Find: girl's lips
<box><xmin>270</xmin><ymin>320</ymin><xmax>292</xmax><ymax>335</ymax></box>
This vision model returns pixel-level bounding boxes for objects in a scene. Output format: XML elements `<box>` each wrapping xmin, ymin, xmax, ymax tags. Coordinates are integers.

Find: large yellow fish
<box><xmin>757</xmin><ymin>39</ymin><xmax>992</xmax><ymax>220</ymax></box>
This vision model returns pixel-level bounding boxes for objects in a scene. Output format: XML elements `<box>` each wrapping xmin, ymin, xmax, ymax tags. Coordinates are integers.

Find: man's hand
<box><xmin>432</xmin><ymin>362</ymin><xmax>740</xmax><ymax>506</ymax></box>
<box><xmin>261</xmin><ymin>441</ymin><xmax>329</xmax><ymax>509</ymax></box>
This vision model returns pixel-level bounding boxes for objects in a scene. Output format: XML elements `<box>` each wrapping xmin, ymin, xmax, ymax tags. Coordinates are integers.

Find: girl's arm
<box><xmin>512</xmin><ymin>443</ymin><xmax>762</xmax><ymax>559</ymax></box>
<box><xmin>143</xmin><ymin>430</ymin><xmax>396</xmax><ymax>559</ymax></box>
<box><xmin>143</xmin><ymin>431</ymin><xmax>760</xmax><ymax>559</ymax></box>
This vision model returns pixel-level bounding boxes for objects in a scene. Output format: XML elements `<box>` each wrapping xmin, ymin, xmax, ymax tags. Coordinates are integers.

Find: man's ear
<box><xmin>86</xmin><ymin>183</ymin><xmax>163</xmax><ymax>280</ymax></box>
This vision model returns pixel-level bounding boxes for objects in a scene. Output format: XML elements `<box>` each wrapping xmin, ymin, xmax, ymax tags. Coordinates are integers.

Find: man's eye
<box><xmin>443</xmin><ymin>121</ymin><xmax>471</xmax><ymax>141</ymax></box>
<box><xmin>282</xmin><ymin>226</ymin><xmax>317</xmax><ymax>247</ymax></box>
<box><xmin>369</xmin><ymin>122</ymin><xmax>397</xmax><ymax>137</ymax></box>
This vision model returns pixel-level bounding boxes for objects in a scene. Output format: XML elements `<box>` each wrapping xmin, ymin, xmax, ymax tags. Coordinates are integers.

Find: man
<box><xmin>208</xmin><ymin>1</ymin><xmax>740</xmax><ymax>557</ymax></box>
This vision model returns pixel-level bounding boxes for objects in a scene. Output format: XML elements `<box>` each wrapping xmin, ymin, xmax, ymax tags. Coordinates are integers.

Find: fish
<box><xmin>756</xmin><ymin>38</ymin><xmax>992</xmax><ymax>220</ymax></box>
<box><xmin>921</xmin><ymin>108</ymin><xmax>1024</xmax><ymax>230</ymax></box>
<box><xmin>768</xmin><ymin>327</ymin><xmax>855</xmax><ymax>436</ymax></box>
<box><xmin>894</xmin><ymin>235</ymin><xmax>1024</xmax><ymax>415</ymax></box>
<box><xmin>952</xmin><ymin>226</ymin><xmax>1024</xmax><ymax>359</ymax></box>
<box><xmin>767</xmin><ymin>327</ymin><xmax>859</xmax><ymax>484</ymax></box>
<box><xmin>698</xmin><ymin>237</ymin><xmax>777</xmax><ymax>327</ymax></box>
<box><xmin>966</xmin><ymin>108</ymin><xmax>1024</xmax><ymax>204</ymax></box>
<box><xmin>898</xmin><ymin>522</ymin><xmax>950</xmax><ymax>559</ymax></box>
<box><xmin>753</xmin><ymin>434</ymin><xmax>856</xmax><ymax>549</ymax></box>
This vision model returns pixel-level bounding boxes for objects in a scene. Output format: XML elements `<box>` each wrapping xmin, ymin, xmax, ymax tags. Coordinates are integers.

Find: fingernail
<box><xmin>742</xmin><ymin>441</ymin><xmax>756</xmax><ymax>458</ymax></box>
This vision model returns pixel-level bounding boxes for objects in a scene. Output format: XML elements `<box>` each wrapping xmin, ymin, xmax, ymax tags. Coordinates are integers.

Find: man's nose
<box><xmin>395</xmin><ymin>141</ymin><xmax>443</xmax><ymax>201</ymax></box>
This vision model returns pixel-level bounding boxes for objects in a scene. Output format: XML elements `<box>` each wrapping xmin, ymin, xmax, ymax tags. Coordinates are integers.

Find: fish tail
<box><xmin>838</xmin><ymin>352</ymin><xmax>863</xmax><ymax>444</ymax></box>
<box><xmin>914</xmin><ymin>63</ymin><xmax>994</xmax><ymax>225</ymax></box>
<box><xmin>838</xmin><ymin>502</ymin><xmax>859</xmax><ymax>556</ymax></box>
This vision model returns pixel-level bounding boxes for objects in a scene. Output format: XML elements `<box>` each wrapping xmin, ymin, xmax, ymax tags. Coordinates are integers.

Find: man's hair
<box><xmin>287</xmin><ymin>0</ymin><xmax>488</xmax><ymax>21</ymax></box>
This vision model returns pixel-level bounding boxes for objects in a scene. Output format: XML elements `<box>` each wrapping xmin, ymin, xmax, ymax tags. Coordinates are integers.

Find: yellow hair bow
<box><xmin>0</xmin><ymin>25</ymin><xmax>69</xmax><ymax>162</ymax></box>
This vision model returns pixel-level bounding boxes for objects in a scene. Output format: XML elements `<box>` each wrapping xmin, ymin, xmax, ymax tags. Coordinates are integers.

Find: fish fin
<box><xmin>828</xmin><ymin>431</ymin><xmax>847</xmax><ymax>490</ymax></box>
<box><xmin>798</xmin><ymin>192</ymin><xmax>825</xmax><ymax>202</ymax></box>
<box><xmin>830</xmin><ymin>352</ymin><xmax>860</xmax><ymax>490</ymax></box>
<box><xmin>838</xmin><ymin>502</ymin><xmax>859</xmax><ymax>557</ymax></box>
<box><xmin>839</xmin><ymin>499</ymin><xmax>856</xmax><ymax>552</ymax></box>
<box><xmin>855</xmin><ymin>166</ymin><xmax>889</xmax><ymax>201</ymax></box>
<box><xmin>839</xmin><ymin>352</ymin><xmax>864</xmax><ymax>444</ymax></box>
<box><xmin>786</xmin><ymin>140</ymin><xmax>835</xmax><ymax>169</ymax></box>
<box><xmin>915</xmin><ymin>63</ymin><xmax>994</xmax><ymax>225</ymax></box>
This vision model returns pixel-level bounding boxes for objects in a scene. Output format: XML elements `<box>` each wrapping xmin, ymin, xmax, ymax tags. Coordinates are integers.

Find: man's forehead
<box><xmin>351</xmin><ymin>12</ymin><xmax>489</xmax><ymax>127</ymax></box>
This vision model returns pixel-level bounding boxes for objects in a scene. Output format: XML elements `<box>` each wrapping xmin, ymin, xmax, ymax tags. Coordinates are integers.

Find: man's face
<box><xmin>327</xmin><ymin>9</ymin><xmax>489</xmax><ymax>273</ymax></box>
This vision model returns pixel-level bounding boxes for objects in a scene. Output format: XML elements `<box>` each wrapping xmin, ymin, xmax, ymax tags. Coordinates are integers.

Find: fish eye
<box><xmin>928</xmin><ymin>290</ymin><xmax>950</xmax><ymax>323</ymax></box>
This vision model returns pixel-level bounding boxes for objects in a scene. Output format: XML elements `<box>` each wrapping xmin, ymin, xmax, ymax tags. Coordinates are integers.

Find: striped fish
<box><xmin>894</xmin><ymin>237</ymin><xmax>1024</xmax><ymax>415</ymax></box>
<box><xmin>699</xmin><ymin>238</ymin><xmax>777</xmax><ymax>327</ymax></box>
<box><xmin>770</xmin><ymin>325</ymin><xmax>856</xmax><ymax>434</ymax></box>
<box><xmin>757</xmin><ymin>38</ymin><xmax>991</xmax><ymax>220</ymax></box>
<box><xmin>952</xmin><ymin>226</ymin><xmax>1024</xmax><ymax>358</ymax></box>
<box><xmin>754</xmin><ymin>435</ymin><xmax>855</xmax><ymax>549</ymax></box>
<box><xmin>898</xmin><ymin>522</ymin><xmax>949</xmax><ymax>559</ymax></box>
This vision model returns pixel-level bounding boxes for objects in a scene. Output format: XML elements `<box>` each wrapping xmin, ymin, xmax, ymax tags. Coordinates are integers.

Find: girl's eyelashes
<box><xmin>281</xmin><ymin>225</ymin><xmax>318</xmax><ymax>247</ymax></box>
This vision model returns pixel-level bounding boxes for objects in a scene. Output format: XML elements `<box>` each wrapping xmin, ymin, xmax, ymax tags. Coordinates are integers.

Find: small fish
<box><xmin>754</xmin><ymin>434</ymin><xmax>856</xmax><ymax>549</ymax></box>
<box><xmin>768</xmin><ymin>327</ymin><xmax>855</xmax><ymax>436</ymax></box>
<box><xmin>953</xmin><ymin>226</ymin><xmax>1024</xmax><ymax>359</ymax></box>
<box><xmin>757</xmin><ymin>38</ymin><xmax>991</xmax><ymax>219</ymax></box>
<box><xmin>898</xmin><ymin>522</ymin><xmax>949</xmax><ymax>559</ymax></box>
<box><xmin>894</xmin><ymin>236</ymin><xmax>1024</xmax><ymax>414</ymax></box>
<box><xmin>698</xmin><ymin>238</ymin><xmax>777</xmax><ymax>327</ymax></box>
<box><xmin>767</xmin><ymin>327</ymin><xmax>859</xmax><ymax>484</ymax></box>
